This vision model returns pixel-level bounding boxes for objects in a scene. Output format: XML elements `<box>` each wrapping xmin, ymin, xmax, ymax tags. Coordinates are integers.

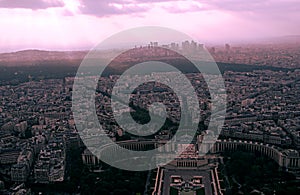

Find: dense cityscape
<box><xmin>0</xmin><ymin>40</ymin><xmax>299</xmax><ymax>195</ymax></box>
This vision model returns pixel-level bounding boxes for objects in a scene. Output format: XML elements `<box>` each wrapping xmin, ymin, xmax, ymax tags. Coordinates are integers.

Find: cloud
<box><xmin>200</xmin><ymin>0</ymin><xmax>300</xmax><ymax>41</ymax></box>
<box><xmin>204</xmin><ymin>0</ymin><xmax>300</xmax><ymax>31</ymax></box>
<box><xmin>79</xmin><ymin>0</ymin><xmax>149</xmax><ymax>17</ymax></box>
<box><xmin>207</xmin><ymin>0</ymin><xmax>300</xmax><ymax>13</ymax></box>
<box><xmin>161</xmin><ymin>1</ymin><xmax>209</xmax><ymax>13</ymax></box>
<box><xmin>0</xmin><ymin>0</ymin><xmax>64</xmax><ymax>10</ymax></box>
<box><xmin>78</xmin><ymin>0</ymin><xmax>210</xmax><ymax>17</ymax></box>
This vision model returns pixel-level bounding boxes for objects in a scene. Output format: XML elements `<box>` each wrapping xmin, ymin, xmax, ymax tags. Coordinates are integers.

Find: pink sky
<box><xmin>0</xmin><ymin>0</ymin><xmax>299</xmax><ymax>51</ymax></box>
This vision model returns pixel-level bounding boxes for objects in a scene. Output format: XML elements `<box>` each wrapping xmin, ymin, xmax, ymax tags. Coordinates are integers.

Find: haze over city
<box><xmin>1</xmin><ymin>0</ymin><xmax>300</xmax><ymax>51</ymax></box>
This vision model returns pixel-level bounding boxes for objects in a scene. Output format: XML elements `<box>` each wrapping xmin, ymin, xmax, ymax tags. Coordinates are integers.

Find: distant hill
<box><xmin>0</xmin><ymin>50</ymin><xmax>88</xmax><ymax>66</ymax></box>
<box><xmin>1</xmin><ymin>36</ymin><xmax>300</xmax><ymax>66</ymax></box>
<box><xmin>0</xmin><ymin>47</ymin><xmax>293</xmax><ymax>85</ymax></box>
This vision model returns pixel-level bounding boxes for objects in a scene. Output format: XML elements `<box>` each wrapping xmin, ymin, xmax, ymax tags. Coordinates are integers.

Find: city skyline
<box><xmin>0</xmin><ymin>0</ymin><xmax>300</xmax><ymax>51</ymax></box>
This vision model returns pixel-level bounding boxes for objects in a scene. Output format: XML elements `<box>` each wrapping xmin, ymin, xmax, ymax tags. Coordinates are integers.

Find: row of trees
<box><xmin>223</xmin><ymin>151</ymin><xmax>300</xmax><ymax>195</ymax></box>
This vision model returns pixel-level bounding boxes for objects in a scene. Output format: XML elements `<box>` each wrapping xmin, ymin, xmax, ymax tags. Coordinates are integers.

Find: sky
<box><xmin>0</xmin><ymin>0</ymin><xmax>299</xmax><ymax>52</ymax></box>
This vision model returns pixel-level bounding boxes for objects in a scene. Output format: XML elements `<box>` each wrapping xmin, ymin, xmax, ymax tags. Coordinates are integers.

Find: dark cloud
<box><xmin>79</xmin><ymin>0</ymin><xmax>193</xmax><ymax>17</ymax></box>
<box><xmin>79</xmin><ymin>0</ymin><xmax>149</xmax><ymax>17</ymax></box>
<box><xmin>79</xmin><ymin>0</ymin><xmax>300</xmax><ymax>18</ymax></box>
<box><xmin>0</xmin><ymin>0</ymin><xmax>64</xmax><ymax>10</ymax></box>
